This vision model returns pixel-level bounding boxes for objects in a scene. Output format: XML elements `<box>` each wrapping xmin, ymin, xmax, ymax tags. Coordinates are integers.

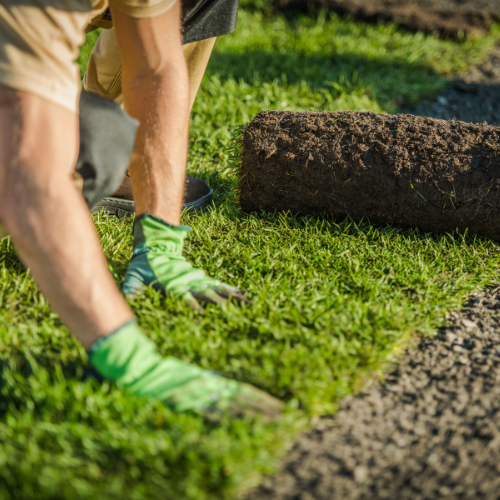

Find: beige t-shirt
<box><xmin>0</xmin><ymin>0</ymin><xmax>176</xmax><ymax>112</ymax></box>
<box><xmin>91</xmin><ymin>0</ymin><xmax>177</xmax><ymax>23</ymax></box>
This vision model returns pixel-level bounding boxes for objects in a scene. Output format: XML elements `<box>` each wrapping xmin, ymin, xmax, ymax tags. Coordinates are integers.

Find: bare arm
<box><xmin>110</xmin><ymin>1</ymin><xmax>189</xmax><ymax>225</ymax></box>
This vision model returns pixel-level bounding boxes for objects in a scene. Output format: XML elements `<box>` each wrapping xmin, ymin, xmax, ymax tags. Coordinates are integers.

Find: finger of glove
<box><xmin>181</xmin><ymin>291</ymin><xmax>205</xmax><ymax>313</ymax></box>
<box><xmin>189</xmin><ymin>287</ymin><xmax>228</xmax><ymax>306</ymax></box>
<box><xmin>122</xmin><ymin>283</ymin><xmax>147</xmax><ymax>299</ymax></box>
<box><xmin>214</xmin><ymin>284</ymin><xmax>251</xmax><ymax>305</ymax></box>
<box><xmin>228</xmin><ymin>391</ymin><xmax>284</xmax><ymax>422</ymax></box>
<box><xmin>204</xmin><ymin>383</ymin><xmax>284</xmax><ymax>423</ymax></box>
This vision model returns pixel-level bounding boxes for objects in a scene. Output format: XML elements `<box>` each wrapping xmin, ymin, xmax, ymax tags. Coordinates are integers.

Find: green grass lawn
<box><xmin>2</xmin><ymin>6</ymin><xmax>500</xmax><ymax>500</ymax></box>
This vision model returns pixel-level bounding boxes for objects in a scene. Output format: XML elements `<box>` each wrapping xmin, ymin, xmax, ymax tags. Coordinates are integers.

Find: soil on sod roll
<box><xmin>247</xmin><ymin>286</ymin><xmax>500</xmax><ymax>499</ymax></box>
<box><xmin>240</xmin><ymin>110</ymin><xmax>500</xmax><ymax>241</ymax></box>
<box><xmin>274</xmin><ymin>0</ymin><xmax>500</xmax><ymax>39</ymax></box>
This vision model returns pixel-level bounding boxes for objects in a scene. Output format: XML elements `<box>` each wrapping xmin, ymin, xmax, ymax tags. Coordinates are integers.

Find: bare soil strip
<box><xmin>248</xmin><ymin>286</ymin><xmax>500</xmax><ymax>499</ymax></box>
<box><xmin>240</xmin><ymin>110</ymin><xmax>500</xmax><ymax>241</ymax></box>
<box><xmin>273</xmin><ymin>0</ymin><xmax>500</xmax><ymax>39</ymax></box>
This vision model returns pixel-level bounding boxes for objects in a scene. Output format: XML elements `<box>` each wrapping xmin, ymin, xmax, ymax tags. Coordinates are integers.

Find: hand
<box><xmin>122</xmin><ymin>214</ymin><xmax>250</xmax><ymax>310</ymax></box>
<box><xmin>90</xmin><ymin>322</ymin><xmax>283</xmax><ymax>421</ymax></box>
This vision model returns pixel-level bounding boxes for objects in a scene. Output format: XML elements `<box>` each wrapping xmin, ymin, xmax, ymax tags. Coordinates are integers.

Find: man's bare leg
<box><xmin>0</xmin><ymin>85</ymin><xmax>133</xmax><ymax>350</ymax></box>
<box><xmin>183</xmin><ymin>38</ymin><xmax>216</xmax><ymax>112</ymax></box>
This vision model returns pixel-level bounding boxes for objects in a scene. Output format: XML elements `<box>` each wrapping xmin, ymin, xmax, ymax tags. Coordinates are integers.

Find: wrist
<box><xmin>134</xmin><ymin>213</ymin><xmax>190</xmax><ymax>234</ymax></box>
<box><xmin>88</xmin><ymin>320</ymin><xmax>160</xmax><ymax>385</ymax></box>
<box><xmin>131</xmin><ymin>213</ymin><xmax>190</xmax><ymax>258</ymax></box>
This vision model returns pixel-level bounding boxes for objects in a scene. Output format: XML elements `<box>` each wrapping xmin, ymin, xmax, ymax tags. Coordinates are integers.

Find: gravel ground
<box><xmin>247</xmin><ymin>46</ymin><xmax>500</xmax><ymax>500</ymax></box>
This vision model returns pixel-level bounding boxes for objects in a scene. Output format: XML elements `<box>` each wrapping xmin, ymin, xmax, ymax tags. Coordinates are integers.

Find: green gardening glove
<box><xmin>89</xmin><ymin>321</ymin><xmax>283</xmax><ymax>421</ymax></box>
<box><xmin>122</xmin><ymin>214</ymin><xmax>249</xmax><ymax>309</ymax></box>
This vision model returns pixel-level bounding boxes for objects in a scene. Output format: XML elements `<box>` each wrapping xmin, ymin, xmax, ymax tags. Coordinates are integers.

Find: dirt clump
<box><xmin>240</xmin><ymin>110</ymin><xmax>500</xmax><ymax>241</ymax></box>
<box><xmin>274</xmin><ymin>0</ymin><xmax>500</xmax><ymax>39</ymax></box>
<box><xmin>247</xmin><ymin>286</ymin><xmax>500</xmax><ymax>499</ymax></box>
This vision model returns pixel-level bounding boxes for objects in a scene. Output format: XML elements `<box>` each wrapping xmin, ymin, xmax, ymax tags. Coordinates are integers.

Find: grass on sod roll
<box><xmin>1</xmin><ymin>6</ymin><xmax>500</xmax><ymax>500</ymax></box>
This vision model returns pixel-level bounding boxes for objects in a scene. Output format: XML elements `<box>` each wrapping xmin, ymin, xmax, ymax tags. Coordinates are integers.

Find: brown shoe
<box><xmin>92</xmin><ymin>174</ymin><xmax>214</xmax><ymax>218</ymax></box>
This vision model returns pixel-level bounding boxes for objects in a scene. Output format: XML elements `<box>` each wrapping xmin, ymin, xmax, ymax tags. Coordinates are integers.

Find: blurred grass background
<box><xmin>1</xmin><ymin>4</ymin><xmax>499</xmax><ymax>499</ymax></box>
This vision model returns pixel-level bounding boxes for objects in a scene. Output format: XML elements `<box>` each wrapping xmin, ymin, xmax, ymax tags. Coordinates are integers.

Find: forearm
<box><xmin>123</xmin><ymin>63</ymin><xmax>190</xmax><ymax>224</ymax></box>
<box><xmin>0</xmin><ymin>86</ymin><xmax>133</xmax><ymax>349</ymax></box>
<box><xmin>110</xmin><ymin>2</ymin><xmax>189</xmax><ymax>226</ymax></box>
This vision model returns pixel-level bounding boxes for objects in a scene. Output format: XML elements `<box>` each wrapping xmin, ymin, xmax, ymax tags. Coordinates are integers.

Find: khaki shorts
<box><xmin>0</xmin><ymin>0</ymin><xmax>176</xmax><ymax>113</ymax></box>
<box><xmin>83</xmin><ymin>27</ymin><xmax>216</xmax><ymax>111</ymax></box>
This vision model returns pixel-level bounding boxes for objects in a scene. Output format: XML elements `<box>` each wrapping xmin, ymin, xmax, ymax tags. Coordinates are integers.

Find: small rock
<box><xmin>354</xmin><ymin>466</ymin><xmax>368</xmax><ymax>483</ymax></box>
<box><xmin>437</xmin><ymin>96</ymin><xmax>449</xmax><ymax>105</ymax></box>
<box><xmin>446</xmin><ymin>332</ymin><xmax>457</xmax><ymax>343</ymax></box>
<box><xmin>439</xmin><ymin>486</ymin><xmax>452</xmax><ymax>496</ymax></box>
<box><xmin>462</xmin><ymin>319</ymin><xmax>477</xmax><ymax>330</ymax></box>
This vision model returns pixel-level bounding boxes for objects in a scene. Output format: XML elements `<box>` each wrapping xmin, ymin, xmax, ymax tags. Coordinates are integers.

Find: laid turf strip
<box><xmin>248</xmin><ymin>286</ymin><xmax>500</xmax><ymax>499</ymax></box>
<box><xmin>274</xmin><ymin>0</ymin><xmax>500</xmax><ymax>39</ymax></box>
<box><xmin>240</xmin><ymin>110</ymin><xmax>500</xmax><ymax>241</ymax></box>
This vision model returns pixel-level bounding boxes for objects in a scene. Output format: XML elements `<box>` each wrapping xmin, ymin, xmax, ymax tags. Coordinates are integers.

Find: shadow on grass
<box><xmin>205</xmin><ymin>48</ymin><xmax>446</xmax><ymax>108</ymax></box>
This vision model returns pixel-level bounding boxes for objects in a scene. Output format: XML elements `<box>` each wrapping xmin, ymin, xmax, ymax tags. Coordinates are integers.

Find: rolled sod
<box><xmin>239</xmin><ymin>110</ymin><xmax>500</xmax><ymax>241</ymax></box>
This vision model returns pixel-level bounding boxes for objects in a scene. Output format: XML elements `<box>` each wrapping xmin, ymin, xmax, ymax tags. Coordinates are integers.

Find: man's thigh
<box><xmin>0</xmin><ymin>1</ymin><xmax>93</xmax><ymax>113</ymax></box>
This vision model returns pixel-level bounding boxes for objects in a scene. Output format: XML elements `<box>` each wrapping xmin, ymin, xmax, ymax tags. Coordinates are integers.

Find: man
<box><xmin>0</xmin><ymin>1</ymin><xmax>282</xmax><ymax>419</ymax></box>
